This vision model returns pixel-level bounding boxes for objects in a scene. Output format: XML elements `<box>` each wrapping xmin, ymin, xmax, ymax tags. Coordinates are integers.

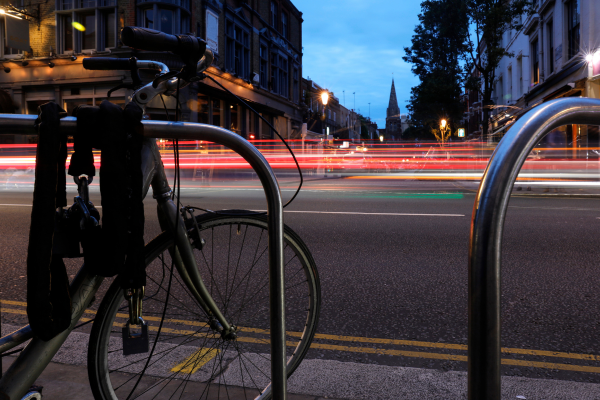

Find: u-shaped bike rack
<box><xmin>469</xmin><ymin>97</ymin><xmax>600</xmax><ymax>399</ymax></box>
<box><xmin>3</xmin><ymin>97</ymin><xmax>600</xmax><ymax>400</ymax></box>
<box><xmin>0</xmin><ymin>115</ymin><xmax>288</xmax><ymax>400</ymax></box>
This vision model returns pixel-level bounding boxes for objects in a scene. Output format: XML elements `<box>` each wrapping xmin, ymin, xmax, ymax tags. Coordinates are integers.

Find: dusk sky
<box><xmin>301</xmin><ymin>1</ymin><xmax>423</xmax><ymax>128</ymax></box>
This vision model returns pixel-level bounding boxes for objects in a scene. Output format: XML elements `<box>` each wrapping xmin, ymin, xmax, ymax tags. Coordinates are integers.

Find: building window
<box><xmin>0</xmin><ymin>17</ymin><xmax>24</xmax><ymax>58</ymax></box>
<box><xmin>497</xmin><ymin>77</ymin><xmax>503</xmax><ymax>105</ymax></box>
<box><xmin>197</xmin><ymin>94</ymin><xmax>209</xmax><ymax>124</ymax></box>
<box><xmin>260</xmin><ymin>44</ymin><xmax>268</xmax><ymax>88</ymax></box>
<box><xmin>507</xmin><ymin>66</ymin><xmax>512</xmax><ymax>102</ymax></box>
<box><xmin>212</xmin><ymin>98</ymin><xmax>222</xmax><ymax>127</ymax></box>
<box><xmin>293</xmin><ymin>66</ymin><xmax>299</xmax><ymax>103</ymax></box>
<box><xmin>226</xmin><ymin>20</ymin><xmax>250</xmax><ymax>79</ymax></box>
<box><xmin>56</xmin><ymin>0</ymin><xmax>117</xmax><ymax>53</ymax></box>
<box><xmin>517</xmin><ymin>57</ymin><xmax>523</xmax><ymax>96</ymax></box>
<box><xmin>81</xmin><ymin>12</ymin><xmax>96</xmax><ymax>50</ymax></box>
<box><xmin>531</xmin><ymin>38</ymin><xmax>539</xmax><ymax>85</ymax></box>
<box><xmin>281</xmin><ymin>12</ymin><xmax>288</xmax><ymax>39</ymax></box>
<box><xmin>270</xmin><ymin>1</ymin><xmax>277</xmax><ymax>28</ymax></box>
<box><xmin>271</xmin><ymin>53</ymin><xmax>279</xmax><ymax>93</ymax></box>
<box><xmin>279</xmin><ymin>56</ymin><xmax>288</xmax><ymax>98</ymax></box>
<box><xmin>567</xmin><ymin>0</ymin><xmax>580</xmax><ymax>60</ymax></box>
<box><xmin>137</xmin><ymin>1</ymin><xmax>190</xmax><ymax>36</ymax></box>
<box><xmin>547</xmin><ymin>20</ymin><xmax>554</xmax><ymax>74</ymax></box>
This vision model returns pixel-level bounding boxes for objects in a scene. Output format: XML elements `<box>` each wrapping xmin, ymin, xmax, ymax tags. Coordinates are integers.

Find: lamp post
<box><xmin>439</xmin><ymin>118</ymin><xmax>449</xmax><ymax>147</ymax></box>
<box><xmin>321</xmin><ymin>91</ymin><xmax>329</xmax><ymax>139</ymax></box>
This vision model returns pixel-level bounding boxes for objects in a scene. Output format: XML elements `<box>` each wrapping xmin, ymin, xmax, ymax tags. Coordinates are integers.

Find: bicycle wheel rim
<box><xmin>88</xmin><ymin>214</ymin><xmax>320</xmax><ymax>400</ymax></box>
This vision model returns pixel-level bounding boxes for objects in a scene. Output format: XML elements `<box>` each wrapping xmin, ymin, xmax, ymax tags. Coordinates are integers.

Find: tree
<box><xmin>356</xmin><ymin>114</ymin><xmax>371</xmax><ymax>140</ymax></box>
<box><xmin>462</xmin><ymin>0</ymin><xmax>533</xmax><ymax>137</ymax></box>
<box><xmin>403</xmin><ymin>0</ymin><xmax>468</xmax><ymax>139</ymax></box>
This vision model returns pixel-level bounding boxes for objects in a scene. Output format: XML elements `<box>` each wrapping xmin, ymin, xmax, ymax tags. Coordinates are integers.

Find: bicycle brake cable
<box><xmin>127</xmin><ymin>81</ymin><xmax>183</xmax><ymax>400</ymax></box>
<box><xmin>202</xmin><ymin>74</ymin><xmax>303</xmax><ymax>209</ymax></box>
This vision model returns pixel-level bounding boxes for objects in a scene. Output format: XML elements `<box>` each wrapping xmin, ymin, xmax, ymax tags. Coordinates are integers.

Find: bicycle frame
<box><xmin>0</xmin><ymin>114</ymin><xmax>288</xmax><ymax>400</ymax></box>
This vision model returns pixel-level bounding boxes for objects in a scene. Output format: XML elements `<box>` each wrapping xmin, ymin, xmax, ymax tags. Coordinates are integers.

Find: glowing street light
<box><xmin>321</xmin><ymin>91</ymin><xmax>329</xmax><ymax>106</ymax></box>
<box><xmin>436</xmin><ymin>118</ymin><xmax>450</xmax><ymax>147</ymax></box>
<box><xmin>379</xmin><ymin>135</ymin><xmax>384</xmax><ymax>142</ymax></box>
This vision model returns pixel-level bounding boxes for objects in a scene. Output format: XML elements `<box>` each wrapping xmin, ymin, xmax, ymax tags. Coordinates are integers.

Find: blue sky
<box><xmin>300</xmin><ymin>1</ymin><xmax>422</xmax><ymax>128</ymax></box>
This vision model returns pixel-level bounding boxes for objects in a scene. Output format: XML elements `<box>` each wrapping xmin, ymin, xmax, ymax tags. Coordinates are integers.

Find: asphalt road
<box><xmin>2</xmin><ymin>177</ymin><xmax>600</xmax><ymax>386</ymax></box>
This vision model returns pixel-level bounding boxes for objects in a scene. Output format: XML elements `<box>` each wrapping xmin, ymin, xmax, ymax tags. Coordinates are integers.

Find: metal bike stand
<box><xmin>0</xmin><ymin>115</ymin><xmax>288</xmax><ymax>400</ymax></box>
<box><xmin>468</xmin><ymin>97</ymin><xmax>600</xmax><ymax>400</ymax></box>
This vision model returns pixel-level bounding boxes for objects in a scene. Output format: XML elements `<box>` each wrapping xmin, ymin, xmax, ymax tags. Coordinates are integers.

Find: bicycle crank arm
<box><xmin>156</xmin><ymin>197</ymin><xmax>234</xmax><ymax>336</ymax></box>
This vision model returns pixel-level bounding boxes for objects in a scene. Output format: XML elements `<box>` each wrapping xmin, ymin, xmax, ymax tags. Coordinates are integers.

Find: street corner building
<box><xmin>0</xmin><ymin>0</ymin><xmax>304</xmax><ymax>144</ymax></box>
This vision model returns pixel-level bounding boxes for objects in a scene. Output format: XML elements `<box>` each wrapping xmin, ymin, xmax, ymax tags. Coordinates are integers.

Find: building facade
<box><xmin>0</xmin><ymin>0</ymin><xmax>304</xmax><ymax>143</ymax></box>
<box><xmin>301</xmin><ymin>77</ymin><xmax>358</xmax><ymax>141</ymax></box>
<box><xmin>486</xmin><ymin>0</ymin><xmax>600</xmax><ymax>147</ymax></box>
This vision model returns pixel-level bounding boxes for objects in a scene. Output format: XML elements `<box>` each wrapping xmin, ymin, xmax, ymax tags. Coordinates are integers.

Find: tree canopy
<box><xmin>463</xmin><ymin>0</ymin><xmax>533</xmax><ymax>136</ymax></box>
<box><xmin>403</xmin><ymin>0</ymin><xmax>468</xmax><ymax>139</ymax></box>
<box><xmin>404</xmin><ymin>0</ymin><xmax>533</xmax><ymax>139</ymax></box>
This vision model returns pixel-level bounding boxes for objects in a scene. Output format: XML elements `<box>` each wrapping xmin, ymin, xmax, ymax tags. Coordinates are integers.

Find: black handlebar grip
<box><xmin>121</xmin><ymin>27</ymin><xmax>180</xmax><ymax>52</ymax></box>
<box><xmin>83</xmin><ymin>57</ymin><xmax>132</xmax><ymax>70</ymax></box>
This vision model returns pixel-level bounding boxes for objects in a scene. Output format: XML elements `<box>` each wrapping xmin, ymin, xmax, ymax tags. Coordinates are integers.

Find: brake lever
<box><xmin>152</xmin><ymin>70</ymin><xmax>179</xmax><ymax>88</ymax></box>
<box><xmin>107</xmin><ymin>83</ymin><xmax>138</xmax><ymax>98</ymax></box>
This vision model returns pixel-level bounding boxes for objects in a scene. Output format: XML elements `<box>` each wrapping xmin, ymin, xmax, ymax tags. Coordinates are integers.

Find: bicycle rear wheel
<box><xmin>88</xmin><ymin>213</ymin><xmax>320</xmax><ymax>400</ymax></box>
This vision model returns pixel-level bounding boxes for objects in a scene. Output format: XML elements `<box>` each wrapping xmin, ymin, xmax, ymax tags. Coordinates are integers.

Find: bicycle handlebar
<box><xmin>121</xmin><ymin>27</ymin><xmax>206</xmax><ymax>67</ymax></box>
<box><xmin>121</xmin><ymin>27</ymin><xmax>180</xmax><ymax>53</ymax></box>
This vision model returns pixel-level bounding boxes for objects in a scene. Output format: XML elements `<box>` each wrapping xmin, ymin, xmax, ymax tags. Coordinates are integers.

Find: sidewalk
<box><xmin>5</xmin><ymin>353</ymin><xmax>600</xmax><ymax>400</ymax></box>
<box><xmin>0</xmin><ymin>356</ymin><xmax>337</xmax><ymax>400</ymax></box>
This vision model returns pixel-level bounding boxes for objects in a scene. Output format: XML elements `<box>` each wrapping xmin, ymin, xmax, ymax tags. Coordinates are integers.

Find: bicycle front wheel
<box><xmin>88</xmin><ymin>213</ymin><xmax>320</xmax><ymax>400</ymax></box>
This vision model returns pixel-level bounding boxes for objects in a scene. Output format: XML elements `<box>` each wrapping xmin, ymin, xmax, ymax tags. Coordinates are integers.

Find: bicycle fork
<box><xmin>155</xmin><ymin>195</ymin><xmax>236</xmax><ymax>339</ymax></box>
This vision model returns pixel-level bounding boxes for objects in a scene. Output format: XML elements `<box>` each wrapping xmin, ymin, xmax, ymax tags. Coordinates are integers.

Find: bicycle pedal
<box><xmin>21</xmin><ymin>387</ymin><xmax>42</xmax><ymax>400</ymax></box>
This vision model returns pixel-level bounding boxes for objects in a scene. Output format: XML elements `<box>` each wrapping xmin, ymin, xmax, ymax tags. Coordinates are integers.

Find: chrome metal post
<box><xmin>0</xmin><ymin>115</ymin><xmax>287</xmax><ymax>399</ymax></box>
<box><xmin>141</xmin><ymin>121</ymin><xmax>287</xmax><ymax>399</ymax></box>
<box><xmin>469</xmin><ymin>97</ymin><xmax>600</xmax><ymax>399</ymax></box>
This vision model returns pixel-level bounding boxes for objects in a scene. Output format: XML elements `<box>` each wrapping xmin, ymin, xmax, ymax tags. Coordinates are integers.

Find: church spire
<box><xmin>387</xmin><ymin>78</ymin><xmax>400</xmax><ymax>118</ymax></box>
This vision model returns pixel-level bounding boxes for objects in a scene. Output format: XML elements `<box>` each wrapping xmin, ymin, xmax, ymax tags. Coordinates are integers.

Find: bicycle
<box><xmin>0</xmin><ymin>26</ymin><xmax>320</xmax><ymax>400</ymax></box>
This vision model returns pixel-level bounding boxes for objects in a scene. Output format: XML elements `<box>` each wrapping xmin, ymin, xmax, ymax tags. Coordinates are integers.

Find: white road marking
<box><xmin>256</xmin><ymin>210</ymin><xmax>465</xmax><ymax>217</ymax></box>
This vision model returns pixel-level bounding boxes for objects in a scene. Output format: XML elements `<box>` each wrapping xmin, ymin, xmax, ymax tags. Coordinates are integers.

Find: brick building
<box><xmin>0</xmin><ymin>0</ymin><xmax>304</xmax><ymax>143</ymax></box>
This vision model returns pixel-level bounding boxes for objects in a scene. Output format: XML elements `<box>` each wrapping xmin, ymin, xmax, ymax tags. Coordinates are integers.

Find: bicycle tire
<box><xmin>87</xmin><ymin>212</ymin><xmax>320</xmax><ymax>400</ymax></box>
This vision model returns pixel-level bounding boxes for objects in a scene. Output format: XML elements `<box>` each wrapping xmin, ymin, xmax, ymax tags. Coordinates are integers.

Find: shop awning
<box><xmin>542</xmin><ymin>83</ymin><xmax>582</xmax><ymax>102</ymax></box>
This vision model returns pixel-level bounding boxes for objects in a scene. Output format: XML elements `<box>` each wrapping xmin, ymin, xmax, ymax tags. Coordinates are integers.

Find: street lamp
<box><xmin>437</xmin><ymin>118</ymin><xmax>450</xmax><ymax>147</ymax></box>
<box><xmin>379</xmin><ymin>135</ymin><xmax>384</xmax><ymax>142</ymax></box>
<box><xmin>321</xmin><ymin>91</ymin><xmax>329</xmax><ymax>106</ymax></box>
<box><xmin>320</xmin><ymin>91</ymin><xmax>329</xmax><ymax>138</ymax></box>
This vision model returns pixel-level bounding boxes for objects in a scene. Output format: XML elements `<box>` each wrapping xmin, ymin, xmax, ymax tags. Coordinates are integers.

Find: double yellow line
<box><xmin>3</xmin><ymin>299</ymin><xmax>600</xmax><ymax>374</ymax></box>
